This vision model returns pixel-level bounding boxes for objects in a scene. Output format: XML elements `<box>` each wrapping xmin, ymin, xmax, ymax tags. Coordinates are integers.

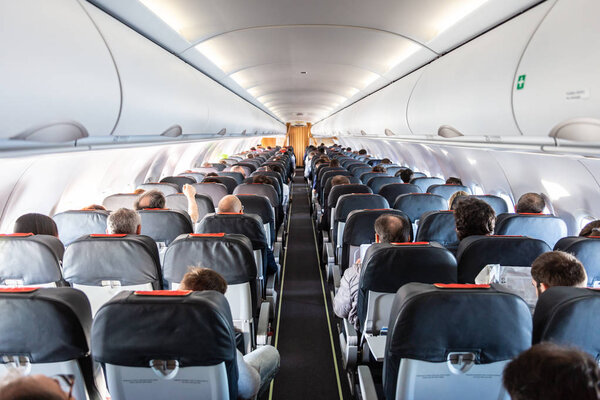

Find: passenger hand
<box><xmin>183</xmin><ymin>183</ymin><xmax>196</xmax><ymax>197</ymax></box>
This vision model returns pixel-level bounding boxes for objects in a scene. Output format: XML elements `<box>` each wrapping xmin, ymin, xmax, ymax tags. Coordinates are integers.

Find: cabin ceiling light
<box><xmin>139</xmin><ymin>0</ymin><xmax>188</xmax><ymax>38</ymax></box>
<box><xmin>549</xmin><ymin>118</ymin><xmax>600</xmax><ymax>142</ymax></box>
<box><xmin>438</xmin><ymin>125</ymin><xmax>464</xmax><ymax>138</ymax></box>
<box><xmin>386</xmin><ymin>42</ymin><xmax>421</xmax><ymax>71</ymax></box>
<box><xmin>435</xmin><ymin>0</ymin><xmax>490</xmax><ymax>37</ymax></box>
<box><xmin>195</xmin><ymin>41</ymin><xmax>230</xmax><ymax>72</ymax></box>
<box><xmin>160</xmin><ymin>124</ymin><xmax>182</xmax><ymax>137</ymax></box>
<box><xmin>11</xmin><ymin>121</ymin><xmax>89</xmax><ymax>143</ymax></box>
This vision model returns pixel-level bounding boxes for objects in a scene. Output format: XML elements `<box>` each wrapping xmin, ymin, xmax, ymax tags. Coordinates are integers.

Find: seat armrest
<box><xmin>332</xmin><ymin>264</ymin><xmax>341</xmax><ymax>291</ymax></box>
<box><xmin>256</xmin><ymin>301</ymin><xmax>271</xmax><ymax>346</ymax></box>
<box><xmin>325</xmin><ymin>242</ymin><xmax>335</xmax><ymax>264</ymax></box>
<box><xmin>273</xmin><ymin>242</ymin><xmax>282</xmax><ymax>265</ymax></box>
<box><xmin>358</xmin><ymin>366</ymin><xmax>379</xmax><ymax>400</ymax></box>
<box><xmin>343</xmin><ymin>318</ymin><xmax>358</xmax><ymax>346</ymax></box>
<box><xmin>277</xmin><ymin>223</ymin><xmax>284</xmax><ymax>243</ymax></box>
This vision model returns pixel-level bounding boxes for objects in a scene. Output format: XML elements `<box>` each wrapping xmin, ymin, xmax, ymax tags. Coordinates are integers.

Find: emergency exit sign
<box><xmin>517</xmin><ymin>74</ymin><xmax>526</xmax><ymax>90</ymax></box>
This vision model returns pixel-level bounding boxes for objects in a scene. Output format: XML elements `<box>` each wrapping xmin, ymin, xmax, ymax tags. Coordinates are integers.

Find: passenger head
<box><xmin>374</xmin><ymin>214</ymin><xmax>411</xmax><ymax>244</ymax></box>
<box><xmin>449</xmin><ymin>191</ymin><xmax>469</xmax><ymax>210</ymax></box>
<box><xmin>331</xmin><ymin>175</ymin><xmax>350</xmax><ymax>187</ymax></box>
<box><xmin>516</xmin><ymin>192</ymin><xmax>546</xmax><ymax>214</ymax></box>
<box><xmin>133</xmin><ymin>188</ymin><xmax>145</xmax><ymax>195</ymax></box>
<box><xmin>252</xmin><ymin>175</ymin><xmax>271</xmax><ymax>185</ymax></box>
<box><xmin>81</xmin><ymin>204</ymin><xmax>106</xmax><ymax>211</ymax></box>
<box><xmin>247</xmin><ymin>153</ymin><xmax>254</xmax><ymax>159</ymax></box>
<box><xmin>381</xmin><ymin>158</ymin><xmax>392</xmax><ymax>164</ymax></box>
<box><xmin>179</xmin><ymin>267</ymin><xmax>228</xmax><ymax>294</ymax></box>
<box><xmin>446</xmin><ymin>177</ymin><xmax>463</xmax><ymax>185</ymax></box>
<box><xmin>371</xmin><ymin>165</ymin><xmax>386</xmax><ymax>173</ymax></box>
<box><xmin>134</xmin><ymin>190</ymin><xmax>165</xmax><ymax>210</ymax></box>
<box><xmin>13</xmin><ymin>213</ymin><xmax>58</xmax><ymax>237</ymax></box>
<box><xmin>454</xmin><ymin>197</ymin><xmax>495</xmax><ymax>241</ymax></box>
<box><xmin>0</xmin><ymin>373</ymin><xmax>72</xmax><ymax>400</ymax></box>
<box><xmin>397</xmin><ymin>168</ymin><xmax>413</xmax><ymax>183</ymax></box>
<box><xmin>202</xmin><ymin>177</ymin><xmax>221</xmax><ymax>184</ymax></box>
<box><xmin>231</xmin><ymin>166</ymin><xmax>246</xmax><ymax>178</ymax></box>
<box><xmin>530</xmin><ymin>251</ymin><xmax>587</xmax><ymax>296</ymax></box>
<box><xmin>579</xmin><ymin>220</ymin><xmax>600</xmax><ymax>237</ymax></box>
<box><xmin>107</xmin><ymin>208</ymin><xmax>141</xmax><ymax>235</ymax></box>
<box><xmin>358</xmin><ymin>149</ymin><xmax>367</xmax><ymax>156</ymax></box>
<box><xmin>503</xmin><ymin>343</ymin><xmax>600</xmax><ymax>400</ymax></box>
<box><xmin>217</xmin><ymin>195</ymin><xmax>243</xmax><ymax>213</ymax></box>
<box><xmin>206</xmin><ymin>172</ymin><xmax>219</xmax><ymax>177</ymax></box>
<box><xmin>329</xmin><ymin>159</ymin><xmax>340</xmax><ymax>168</ymax></box>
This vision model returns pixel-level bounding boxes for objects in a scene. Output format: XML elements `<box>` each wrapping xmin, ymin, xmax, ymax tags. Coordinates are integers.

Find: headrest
<box><xmin>236</xmin><ymin>195</ymin><xmax>275</xmax><ymax>223</ymax></box>
<box><xmin>53</xmin><ymin>210</ymin><xmax>109</xmax><ymax>246</ymax></box>
<box><xmin>159</xmin><ymin>176</ymin><xmax>196</xmax><ymax>191</ymax></box>
<box><xmin>321</xmin><ymin>170</ymin><xmax>352</xmax><ymax>184</ymax></box>
<box><xmin>197</xmin><ymin>213</ymin><xmax>267</xmax><ymax>249</ymax></box>
<box><xmin>191</xmin><ymin>183</ymin><xmax>228</xmax><ymax>207</ymax></box>
<box><xmin>378</xmin><ymin>183</ymin><xmax>422</xmax><ymax>205</ymax></box>
<box><xmin>494</xmin><ymin>213</ymin><xmax>567</xmax><ymax>248</ymax></box>
<box><xmin>393</xmin><ymin>193</ymin><xmax>447</xmax><ymax>222</ymax></box>
<box><xmin>360</xmin><ymin>172</ymin><xmax>387</xmax><ymax>185</ymax></box>
<box><xmin>471</xmin><ymin>194</ymin><xmax>510</xmax><ymax>215</ymax></box>
<box><xmin>533</xmin><ymin>286</ymin><xmax>600</xmax><ymax>359</ymax></box>
<box><xmin>416</xmin><ymin>210</ymin><xmax>459</xmax><ymax>250</ymax></box>
<box><xmin>62</xmin><ymin>235</ymin><xmax>161</xmax><ymax>287</ymax></box>
<box><xmin>367</xmin><ymin>176</ymin><xmax>403</xmax><ymax>193</ymax></box>
<box><xmin>335</xmin><ymin>194</ymin><xmax>389</xmax><ymax>221</ymax></box>
<box><xmin>555</xmin><ymin>236</ymin><xmax>600</xmax><ymax>285</ymax></box>
<box><xmin>456</xmin><ymin>235</ymin><xmax>550</xmax><ymax>283</ymax></box>
<box><xmin>351</xmin><ymin>166</ymin><xmax>372</xmax><ymax>177</ymax></box>
<box><xmin>234</xmin><ymin>162</ymin><xmax>258</xmax><ymax>173</ymax></box>
<box><xmin>102</xmin><ymin>193</ymin><xmax>139</xmax><ymax>211</ymax></box>
<box><xmin>0</xmin><ymin>288</ymin><xmax>91</xmax><ymax>363</ymax></box>
<box><xmin>427</xmin><ymin>184</ymin><xmax>472</xmax><ymax>200</ymax></box>
<box><xmin>234</xmin><ymin>183</ymin><xmax>279</xmax><ymax>207</ymax></box>
<box><xmin>409</xmin><ymin>176</ymin><xmax>445</xmax><ymax>192</ymax></box>
<box><xmin>163</xmin><ymin>233</ymin><xmax>255</xmax><ymax>286</ymax></box>
<box><xmin>0</xmin><ymin>234</ymin><xmax>64</xmax><ymax>285</ymax></box>
<box><xmin>137</xmin><ymin>182</ymin><xmax>179</xmax><ymax>196</ymax></box>
<box><xmin>178</xmin><ymin>172</ymin><xmax>205</xmax><ymax>183</ymax></box>
<box><xmin>218</xmin><ymin>171</ymin><xmax>245</xmax><ymax>185</ymax></box>
<box><xmin>138</xmin><ymin>209</ymin><xmax>193</xmax><ymax>246</ymax></box>
<box><xmin>343</xmin><ymin>209</ymin><xmax>412</xmax><ymax>245</ymax></box>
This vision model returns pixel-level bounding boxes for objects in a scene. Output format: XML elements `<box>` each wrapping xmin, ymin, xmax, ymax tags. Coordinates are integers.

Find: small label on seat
<box><xmin>391</xmin><ymin>242</ymin><xmax>429</xmax><ymax>245</ymax></box>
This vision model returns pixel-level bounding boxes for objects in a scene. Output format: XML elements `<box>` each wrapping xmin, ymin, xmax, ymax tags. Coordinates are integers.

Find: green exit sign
<box><xmin>516</xmin><ymin>74</ymin><xmax>526</xmax><ymax>90</ymax></box>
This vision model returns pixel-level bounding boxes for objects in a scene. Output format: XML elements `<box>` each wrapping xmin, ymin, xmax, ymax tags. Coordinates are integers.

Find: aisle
<box><xmin>270</xmin><ymin>170</ymin><xmax>351</xmax><ymax>400</ymax></box>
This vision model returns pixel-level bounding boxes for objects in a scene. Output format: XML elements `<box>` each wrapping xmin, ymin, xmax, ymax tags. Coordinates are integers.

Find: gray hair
<box><xmin>107</xmin><ymin>208</ymin><xmax>141</xmax><ymax>234</ymax></box>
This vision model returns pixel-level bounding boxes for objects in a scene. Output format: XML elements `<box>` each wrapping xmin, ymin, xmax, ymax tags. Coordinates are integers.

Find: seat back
<box><xmin>384</xmin><ymin>166</ymin><xmax>404</xmax><ymax>176</ymax></box>
<box><xmin>234</xmin><ymin>183</ymin><xmax>279</xmax><ymax>207</ymax></box>
<box><xmin>456</xmin><ymin>235</ymin><xmax>550</xmax><ymax>283</ymax></box>
<box><xmin>237</xmin><ymin>194</ymin><xmax>275</xmax><ymax>245</ymax></box>
<box><xmin>102</xmin><ymin>193</ymin><xmax>139</xmax><ymax>210</ymax></box>
<box><xmin>533</xmin><ymin>286</ymin><xmax>600</xmax><ymax>359</ymax></box>
<box><xmin>494</xmin><ymin>213</ymin><xmax>567</xmax><ymax>248</ymax></box>
<box><xmin>235</xmin><ymin>162</ymin><xmax>257</xmax><ymax>174</ymax></box>
<box><xmin>62</xmin><ymin>234</ymin><xmax>162</xmax><ymax>315</ymax></box>
<box><xmin>322</xmin><ymin>177</ymin><xmax>362</xmax><ymax>207</ymax></box>
<box><xmin>327</xmin><ymin>184</ymin><xmax>373</xmax><ymax>210</ymax></box>
<box><xmin>242</xmin><ymin>176</ymin><xmax>282</xmax><ymax>203</ymax></box>
<box><xmin>427</xmin><ymin>184</ymin><xmax>472</xmax><ymax>200</ymax></box>
<box><xmin>92</xmin><ymin>290</ymin><xmax>237</xmax><ymax>400</ymax></box>
<box><xmin>554</xmin><ymin>236</ymin><xmax>600</xmax><ymax>286</ymax></box>
<box><xmin>358</xmin><ymin>243</ymin><xmax>457</xmax><ymax>330</ymax></box>
<box><xmin>138</xmin><ymin>209</ymin><xmax>193</xmax><ymax>246</ymax></box>
<box><xmin>351</xmin><ymin>166</ymin><xmax>373</xmax><ymax>178</ymax></box>
<box><xmin>165</xmin><ymin>193</ymin><xmax>215</xmax><ymax>222</ymax></box>
<box><xmin>251</xmin><ymin>171</ymin><xmax>284</xmax><ymax>190</ymax></box>
<box><xmin>137</xmin><ymin>183</ymin><xmax>179</xmax><ymax>196</ymax></box>
<box><xmin>334</xmin><ymin>194</ymin><xmax>388</xmax><ymax>248</ymax></box>
<box><xmin>393</xmin><ymin>193</ymin><xmax>447</xmax><ymax>223</ymax></box>
<box><xmin>410</xmin><ymin>177</ymin><xmax>445</xmax><ymax>193</ymax></box>
<box><xmin>178</xmin><ymin>172</ymin><xmax>205</xmax><ymax>183</ymax></box>
<box><xmin>53</xmin><ymin>210</ymin><xmax>109</xmax><ymax>246</ymax></box>
<box><xmin>378</xmin><ymin>183</ymin><xmax>422</xmax><ymax>205</ymax></box>
<box><xmin>367</xmin><ymin>176</ymin><xmax>403</xmax><ymax>194</ymax></box>
<box><xmin>471</xmin><ymin>194</ymin><xmax>511</xmax><ymax>215</ymax></box>
<box><xmin>196</xmin><ymin>214</ymin><xmax>267</xmax><ymax>250</ymax></box>
<box><xmin>383</xmin><ymin>283</ymin><xmax>532</xmax><ymax>400</ymax></box>
<box><xmin>192</xmin><ymin>183</ymin><xmax>228</xmax><ymax>208</ymax></box>
<box><xmin>159</xmin><ymin>176</ymin><xmax>195</xmax><ymax>191</ymax></box>
<box><xmin>218</xmin><ymin>171</ymin><xmax>245</xmax><ymax>184</ymax></box>
<box><xmin>416</xmin><ymin>211</ymin><xmax>459</xmax><ymax>253</ymax></box>
<box><xmin>210</xmin><ymin>163</ymin><xmax>227</xmax><ymax>171</ymax></box>
<box><xmin>0</xmin><ymin>234</ymin><xmax>64</xmax><ymax>287</ymax></box>
<box><xmin>341</xmin><ymin>209</ymin><xmax>412</xmax><ymax>272</ymax></box>
<box><xmin>205</xmin><ymin>176</ymin><xmax>238</xmax><ymax>194</ymax></box>
<box><xmin>360</xmin><ymin>172</ymin><xmax>387</xmax><ymax>185</ymax></box>
<box><xmin>318</xmin><ymin>167</ymin><xmax>345</xmax><ymax>186</ymax></box>
<box><xmin>0</xmin><ymin>287</ymin><xmax>99</xmax><ymax>400</ymax></box>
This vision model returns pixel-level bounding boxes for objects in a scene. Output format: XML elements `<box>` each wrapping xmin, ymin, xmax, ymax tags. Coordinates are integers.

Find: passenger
<box><xmin>516</xmin><ymin>192</ymin><xmax>546</xmax><ymax>213</ymax></box>
<box><xmin>81</xmin><ymin>204</ymin><xmax>106</xmax><ymax>211</ymax></box>
<box><xmin>381</xmin><ymin>158</ymin><xmax>392</xmax><ymax>164</ymax></box>
<box><xmin>231</xmin><ymin>165</ymin><xmax>247</xmax><ymax>178</ymax></box>
<box><xmin>446</xmin><ymin>177</ymin><xmax>463</xmax><ymax>185</ymax></box>
<box><xmin>320</xmin><ymin>175</ymin><xmax>350</xmax><ymax>231</ymax></box>
<box><xmin>503</xmin><ymin>343</ymin><xmax>600</xmax><ymax>400</ymax></box>
<box><xmin>201</xmin><ymin>162</ymin><xmax>212</xmax><ymax>168</ymax></box>
<box><xmin>579</xmin><ymin>220</ymin><xmax>600</xmax><ymax>237</ymax></box>
<box><xmin>454</xmin><ymin>197</ymin><xmax>495</xmax><ymax>240</ymax></box>
<box><xmin>205</xmin><ymin>172</ymin><xmax>219</xmax><ymax>177</ymax></box>
<box><xmin>530</xmin><ymin>251</ymin><xmax>587</xmax><ymax>297</ymax></box>
<box><xmin>106</xmin><ymin>208</ymin><xmax>141</xmax><ymax>235</ymax></box>
<box><xmin>358</xmin><ymin>149</ymin><xmax>367</xmax><ymax>156</ymax></box>
<box><xmin>333</xmin><ymin>213</ymin><xmax>411</xmax><ymax>329</ymax></box>
<box><xmin>135</xmin><ymin>185</ymin><xmax>199</xmax><ymax>223</ymax></box>
<box><xmin>132</xmin><ymin>188</ymin><xmax>145</xmax><ymax>195</ymax></box>
<box><xmin>396</xmin><ymin>168</ymin><xmax>413</xmax><ymax>183</ymax></box>
<box><xmin>329</xmin><ymin>159</ymin><xmax>340</xmax><ymax>168</ymax></box>
<box><xmin>0</xmin><ymin>372</ymin><xmax>72</xmax><ymax>400</ymax></box>
<box><xmin>346</xmin><ymin>147</ymin><xmax>352</xmax><ymax>152</ymax></box>
<box><xmin>13</xmin><ymin>213</ymin><xmax>58</xmax><ymax>237</ymax></box>
<box><xmin>247</xmin><ymin>153</ymin><xmax>254</xmax><ymax>159</ymax></box>
<box><xmin>371</xmin><ymin>165</ymin><xmax>386</xmax><ymax>173</ymax></box>
<box><xmin>179</xmin><ymin>267</ymin><xmax>280</xmax><ymax>399</ymax></box>
<box><xmin>448</xmin><ymin>190</ymin><xmax>469</xmax><ymax>210</ymax></box>
<box><xmin>331</xmin><ymin>175</ymin><xmax>350</xmax><ymax>186</ymax></box>
<box><xmin>202</xmin><ymin>177</ymin><xmax>221</xmax><ymax>184</ymax></box>
<box><xmin>252</xmin><ymin>174</ymin><xmax>272</xmax><ymax>185</ymax></box>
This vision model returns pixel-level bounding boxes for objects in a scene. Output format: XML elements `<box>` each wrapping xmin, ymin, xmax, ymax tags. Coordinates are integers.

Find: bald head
<box><xmin>218</xmin><ymin>195</ymin><xmax>242</xmax><ymax>213</ymax></box>
<box><xmin>231</xmin><ymin>166</ymin><xmax>246</xmax><ymax>178</ymax></box>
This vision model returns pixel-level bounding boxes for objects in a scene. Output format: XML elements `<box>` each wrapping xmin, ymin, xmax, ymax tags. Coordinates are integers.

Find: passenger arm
<box><xmin>182</xmin><ymin>184</ymin><xmax>199</xmax><ymax>223</ymax></box>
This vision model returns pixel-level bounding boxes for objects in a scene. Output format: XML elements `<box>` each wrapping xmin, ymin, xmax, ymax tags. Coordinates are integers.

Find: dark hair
<box><xmin>580</xmin><ymin>220</ymin><xmax>600</xmax><ymax>237</ymax></box>
<box><xmin>372</xmin><ymin>165</ymin><xmax>386</xmax><ymax>173</ymax></box>
<box><xmin>346</xmin><ymin>147</ymin><xmax>352</xmax><ymax>151</ymax></box>
<box><xmin>381</xmin><ymin>158</ymin><xmax>392</xmax><ymax>164</ymax></box>
<box><xmin>454</xmin><ymin>197</ymin><xmax>495</xmax><ymax>240</ymax></box>
<box><xmin>331</xmin><ymin>175</ymin><xmax>350</xmax><ymax>186</ymax></box>
<box><xmin>358</xmin><ymin>149</ymin><xmax>367</xmax><ymax>155</ymax></box>
<box><xmin>252</xmin><ymin>175</ymin><xmax>271</xmax><ymax>185</ymax></box>
<box><xmin>202</xmin><ymin>177</ymin><xmax>221</xmax><ymax>184</ymax></box>
<box><xmin>503</xmin><ymin>343</ymin><xmax>600</xmax><ymax>400</ymax></box>
<box><xmin>247</xmin><ymin>153</ymin><xmax>254</xmax><ymax>159</ymax></box>
<box><xmin>446</xmin><ymin>177</ymin><xmax>463</xmax><ymax>185</ymax></box>
<box><xmin>134</xmin><ymin>190</ymin><xmax>165</xmax><ymax>210</ymax></box>
<box><xmin>374</xmin><ymin>214</ymin><xmax>411</xmax><ymax>243</ymax></box>
<box><xmin>0</xmin><ymin>376</ymin><xmax>68</xmax><ymax>400</ymax></box>
<box><xmin>13</xmin><ymin>213</ymin><xmax>58</xmax><ymax>237</ymax></box>
<box><xmin>330</xmin><ymin>159</ymin><xmax>340</xmax><ymax>168</ymax></box>
<box><xmin>180</xmin><ymin>267</ymin><xmax>228</xmax><ymax>294</ymax></box>
<box><xmin>531</xmin><ymin>251</ymin><xmax>587</xmax><ymax>289</ymax></box>
<box><xmin>516</xmin><ymin>193</ymin><xmax>545</xmax><ymax>213</ymax></box>
<box><xmin>398</xmin><ymin>169</ymin><xmax>413</xmax><ymax>183</ymax></box>
<box><xmin>206</xmin><ymin>172</ymin><xmax>219</xmax><ymax>177</ymax></box>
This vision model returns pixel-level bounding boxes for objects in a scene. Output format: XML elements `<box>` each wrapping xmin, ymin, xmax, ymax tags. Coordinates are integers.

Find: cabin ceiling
<box><xmin>89</xmin><ymin>0</ymin><xmax>540</xmax><ymax>124</ymax></box>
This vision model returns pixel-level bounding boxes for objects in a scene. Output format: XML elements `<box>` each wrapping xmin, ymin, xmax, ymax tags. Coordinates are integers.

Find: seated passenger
<box><xmin>445</xmin><ymin>176</ymin><xmax>463</xmax><ymax>185</ymax></box>
<box><xmin>530</xmin><ymin>251</ymin><xmax>587</xmax><ymax>297</ymax></box>
<box><xmin>516</xmin><ymin>192</ymin><xmax>546</xmax><ymax>213</ymax></box>
<box><xmin>333</xmin><ymin>213</ymin><xmax>410</xmax><ymax>329</ymax></box>
<box><xmin>107</xmin><ymin>208</ymin><xmax>141</xmax><ymax>235</ymax></box>
<box><xmin>381</xmin><ymin>158</ymin><xmax>392</xmax><ymax>164</ymax></box>
<box><xmin>454</xmin><ymin>197</ymin><xmax>495</xmax><ymax>240</ymax></box>
<box><xmin>579</xmin><ymin>220</ymin><xmax>600</xmax><ymax>237</ymax></box>
<box><xmin>132</xmin><ymin>188</ymin><xmax>145</xmax><ymax>195</ymax></box>
<box><xmin>0</xmin><ymin>372</ymin><xmax>72</xmax><ymax>400</ymax></box>
<box><xmin>396</xmin><ymin>168</ymin><xmax>413</xmax><ymax>183</ymax></box>
<box><xmin>81</xmin><ymin>204</ymin><xmax>107</xmax><ymax>211</ymax></box>
<box><xmin>205</xmin><ymin>172</ymin><xmax>219</xmax><ymax>177</ymax></box>
<box><xmin>134</xmin><ymin>185</ymin><xmax>199</xmax><ymax>223</ymax></box>
<box><xmin>371</xmin><ymin>165</ymin><xmax>386</xmax><ymax>173</ymax></box>
<box><xmin>13</xmin><ymin>213</ymin><xmax>58</xmax><ymax>237</ymax></box>
<box><xmin>503</xmin><ymin>342</ymin><xmax>600</xmax><ymax>400</ymax></box>
<box><xmin>252</xmin><ymin>174</ymin><xmax>272</xmax><ymax>185</ymax></box>
<box><xmin>448</xmin><ymin>190</ymin><xmax>469</xmax><ymax>210</ymax></box>
<box><xmin>231</xmin><ymin>165</ymin><xmax>247</xmax><ymax>178</ymax></box>
<box><xmin>179</xmin><ymin>267</ymin><xmax>280</xmax><ymax>399</ymax></box>
<box><xmin>358</xmin><ymin>149</ymin><xmax>367</xmax><ymax>156</ymax></box>
<box><xmin>320</xmin><ymin>175</ymin><xmax>351</xmax><ymax>230</ymax></box>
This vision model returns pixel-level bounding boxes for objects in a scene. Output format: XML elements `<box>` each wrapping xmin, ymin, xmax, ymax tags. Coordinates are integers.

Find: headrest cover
<box><xmin>0</xmin><ymin>234</ymin><xmax>64</xmax><ymax>285</ymax></box>
<box><xmin>53</xmin><ymin>210</ymin><xmax>110</xmax><ymax>247</ymax></box>
<box><xmin>139</xmin><ymin>209</ymin><xmax>193</xmax><ymax>246</ymax></box>
<box><xmin>197</xmin><ymin>214</ymin><xmax>267</xmax><ymax>249</ymax></box>
<box><xmin>335</xmin><ymin>194</ymin><xmax>389</xmax><ymax>221</ymax></box>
